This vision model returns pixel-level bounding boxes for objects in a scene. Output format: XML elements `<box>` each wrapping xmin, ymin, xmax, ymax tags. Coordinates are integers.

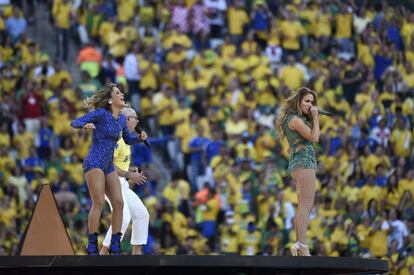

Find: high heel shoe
<box><xmin>290</xmin><ymin>242</ymin><xmax>310</xmax><ymax>256</ymax></box>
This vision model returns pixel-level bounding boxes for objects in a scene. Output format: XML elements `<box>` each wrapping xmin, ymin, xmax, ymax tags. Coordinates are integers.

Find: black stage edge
<box><xmin>0</xmin><ymin>255</ymin><xmax>388</xmax><ymax>275</ymax></box>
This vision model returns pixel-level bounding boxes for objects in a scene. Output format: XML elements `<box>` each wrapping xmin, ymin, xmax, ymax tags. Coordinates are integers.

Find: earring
<box><xmin>108</xmin><ymin>99</ymin><xmax>113</xmax><ymax>104</ymax></box>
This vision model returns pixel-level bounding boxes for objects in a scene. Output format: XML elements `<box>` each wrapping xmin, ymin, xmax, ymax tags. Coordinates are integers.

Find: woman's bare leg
<box><xmin>292</xmin><ymin>169</ymin><xmax>316</xmax><ymax>244</ymax></box>
<box><xmin>105</xmin><ymin>171</ymin><xmax>124</xmax><ymax>233</ymax></box>
<box><xmin>85</xmin><ymin>169</ymin><xmax>106</xmax><ymax>233</ymax></box>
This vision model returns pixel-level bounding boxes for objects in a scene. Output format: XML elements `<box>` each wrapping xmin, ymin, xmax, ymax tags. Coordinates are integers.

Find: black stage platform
<box><xmin>0</xmin><ymin>255</ymin><xmax>388</xmax><ymax>275</ymax></box>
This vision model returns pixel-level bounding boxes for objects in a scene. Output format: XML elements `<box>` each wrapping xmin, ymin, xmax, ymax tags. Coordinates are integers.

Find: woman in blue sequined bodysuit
<box><xmin>71</xmin><ymin>83</ymin><xmax>141</xmax><ymax>255</ymax></box>
<box><xmin>276</xmin><ymin>88</ymin><xmax>320</xmax><ymax>256</ymax></box>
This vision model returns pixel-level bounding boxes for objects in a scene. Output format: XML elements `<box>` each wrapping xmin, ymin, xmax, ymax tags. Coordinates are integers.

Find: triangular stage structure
<box><xmin>20</xmin><ymin>184</ymin><xmax>75</xmax><ymax>255</ymax></box>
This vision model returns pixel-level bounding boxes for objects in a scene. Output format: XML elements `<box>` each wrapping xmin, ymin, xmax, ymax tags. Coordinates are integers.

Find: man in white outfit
<box><xmin>100</xmin><ymin>107</ymin><xmax>149</xmax><ymax>255</ymax></box>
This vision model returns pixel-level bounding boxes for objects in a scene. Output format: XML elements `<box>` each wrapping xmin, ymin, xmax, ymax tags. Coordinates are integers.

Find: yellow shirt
<box><xmin>300</xmin><ymin>8</ymin><xmax>318</xmax><ymax>35</ymax></box>
<box><xmin>357</xmin><ymin>43</ymin><xmax>374</xmax><ymax>68</ymax></box>
<box><xmin>117</xmin><ymin>0</ymin><xmax>137</xmax><ymax>23</ymax></box>
<box><xmin>157</xmin><ymin>96</ymin><xmax>178</xmax><ymax>126</ymax></box>
<box><xmin>369</xmin><ymin>225</ymin><xmax>389</xmax><ymax>257</ymax></box>
<box><xmin>163</xmin><ymin>185</ymin><xmax>181</xmax><ymax>208</ymax></box>
<box><xmin>400</xmin><ymin>178</ymin><xmax>414</xmax><ymax>198</ymax></box>
<box><xmin>220</xmin><ymin>225</ymin><xmax>240</xmax><ymax>253</ymax></box>
<box><xmin>108</xmin><ymin>31</ymin><xmax>128</xmax><ymax>57</ymax></box>
<box><xmin>335</xmin><ymin>13</ymin><xmax>352</xmax><ymax>39</ymax></box>
<box><xmin>113</xmin><ymin>138</ymin><xmax>130</xmax><ymax>172</ymax></box>
<box><xmin>359</xmin><ymin>184</ymin><xmax>384</xmax><ymax>208</ymax></box>
<box><xmin>48</xmin><ymin>70</ymin><xmax>72</xmax><ymax>89</ymax></box>
<box><xmin>356</xmin><ymin>223</ymin><xmax>371</xmax><ymax>249</ymax></box>
<box><xmin>390</xmin><ymin>129</ymin><xmax>413</xmax><ymax>157</ymax></box>
<box><xmin>0</xmin><ymin>154</ymin><xmax>15</xmax><ymax>181</ymax></box>
<box><xmin>0</xmin><ymin>133</ymin><xmax>10</xmax><ymax>148</ymax></box>
<box><xmin>201</xmin><ymin>197</ymin><xmax>220</xmax><ymax>221</ymax></box>
<box><xmin>228</xmin><ymin>7</ymin><xmax>249</xmax><ymax>35</ymax></box>
<box><xmin>63</xmin><ymin>162</ymin><xmax>84</xmax><ymax>186</ymax></box>
<box><xmin>138</xmin><ymin>6</ymin><xmax>155</xmax><ymax>26</ymax></box>
<box><xmin>99</xmin><ymin>21</ymin><xmax>115</xmax><ymax>46</ymax></box>
<box><xmin>52</xmin><ymin>0</ymin><xmax>72</xmax><ymax>29</ymax></box>
<box><xmin>280</xmin><ymin>20</ymin><xmax>305</xmax><ymax>50</ymax></box>
<box><xmin>239</xmin><ymin>230</ymin><xmax>262</xmax><ymax>255</ymax></box>
<box><xmin>139</xmin><ymin>59</ymin><xmax>160</xmax><ymax>90</ymax></box>
<box><xmin>279</xmin><ymin>65</ymin><xmax>304</xmax><ymax>90</ymax></box>
<box><xmin>13</xmin><ymin>132</ymin><xmax>33</xmax><ymax>159</ymax></box>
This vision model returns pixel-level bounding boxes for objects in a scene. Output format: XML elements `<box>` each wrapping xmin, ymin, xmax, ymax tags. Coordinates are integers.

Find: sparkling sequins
<box><xmin>71</xmin><ymin>108</ymin><xmax>139</xmax><ymax>175</ymax></box>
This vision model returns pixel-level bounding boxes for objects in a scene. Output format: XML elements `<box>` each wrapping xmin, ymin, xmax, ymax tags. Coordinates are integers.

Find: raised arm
<box><xmin>288</xmin><ymin>110</ymin><xmax>320</xmax><ymax>143</ymax></box>
<box><xmin>121</xmin><ymin>116</ymin><xmax>140</xmax><ymax>145</ymax></box>
<box><xmin>71</xmin><ymin>108</ymin><xmax>105</xmax><ymax>129</ymax></box>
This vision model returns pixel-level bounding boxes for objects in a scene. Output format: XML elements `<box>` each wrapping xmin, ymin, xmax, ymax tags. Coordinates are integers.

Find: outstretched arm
<box><xmin>71</xmin><ymin>108</ymin><xmax>104</xmax><ymax>129</ymax></box>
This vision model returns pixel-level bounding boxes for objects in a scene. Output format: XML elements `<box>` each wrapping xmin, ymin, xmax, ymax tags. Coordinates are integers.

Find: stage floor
<box><xmin>0</xmin><ymin>255</ymin><xmax>388</xmax><ymax>275</ymax></box>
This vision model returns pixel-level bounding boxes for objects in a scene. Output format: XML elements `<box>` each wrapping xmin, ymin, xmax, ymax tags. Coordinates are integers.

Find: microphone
<box><xmin>318</xmin><ymin>109</ymin><xmax>333</xmax><ymax>116</ymax></box>
<box><xmin>135</xmin><ymin>125</ymin><xmax>151</xmax><ymax>149</ymax></box>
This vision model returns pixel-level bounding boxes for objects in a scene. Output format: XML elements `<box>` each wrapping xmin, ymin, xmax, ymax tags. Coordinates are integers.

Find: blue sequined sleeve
<box><xmin>121</xmin><ymin>115</ymin><xmax>139</xmax><ymax>145</ymax></box>
<box><xmin>71</xmin><ymin>108</ymin><xmax>105</xmax><ymax>128</ymax></box>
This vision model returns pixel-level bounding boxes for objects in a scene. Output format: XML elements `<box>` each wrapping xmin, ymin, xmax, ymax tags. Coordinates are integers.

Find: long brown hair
<box><xmin>275</xmin><ymin>87</ymin><xmax>318</xmax><ymax>139</ymax></box>
<box><xmin>84</xmin><ymin>82</ymin><xmax>117</xmax><ymax>110</ymax></box>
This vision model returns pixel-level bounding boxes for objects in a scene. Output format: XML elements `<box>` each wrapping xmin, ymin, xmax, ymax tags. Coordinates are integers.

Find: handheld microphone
<box><xmin>135</xmin><ymin>125</ymin><xmax>151</xmax><ymax>149</ymax></box>
<box><xmin>318</xmin><ymin>110</ymin><xmax>333</xmax><ymax>116</ymax></box>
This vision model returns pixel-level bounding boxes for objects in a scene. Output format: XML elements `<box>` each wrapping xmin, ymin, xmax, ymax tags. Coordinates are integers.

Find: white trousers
<box><xmin>103</xmin><ymin>177</ymin><xmax>149</xmax><ymax>247</ymax></box>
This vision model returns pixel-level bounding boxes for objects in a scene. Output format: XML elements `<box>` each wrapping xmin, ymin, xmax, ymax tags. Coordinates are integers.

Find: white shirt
<box><xmin>203</xmin><ymin>0</ymin><xmax>227</xmax><ymax>26</ymax></box>
<box><xmin>371</xmin><ymin>126</ymin><xmax>391</xmax><ymax>147</ymax></box>
<box><xmin>389</xmin><ymin>219</ymin><xmax>408</xmax><ymax>250</ymax></box>
<box><xmin>123</xmin><ymin>52</ymin><xmax>140</xmax><ymax>81</ymax></box>
<box><xmin>32</xmin><ymin>65</ymin><xmax>55</xmax><ymax>80</ymax></box>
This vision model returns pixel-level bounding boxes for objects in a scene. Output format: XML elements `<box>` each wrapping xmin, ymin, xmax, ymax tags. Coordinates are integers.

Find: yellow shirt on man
<box><xmin>113</xmin><ymin>138</ymin><xmax>131</xmax><ymax>171</ymax></box>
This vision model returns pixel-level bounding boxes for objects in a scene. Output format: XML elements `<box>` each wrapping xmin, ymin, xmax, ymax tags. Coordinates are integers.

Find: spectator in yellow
<box><xmin>0</xmin><ymin>123</ymin><xmax>10</xmax><ymax>148</ymax></box>
<box><xmin>200</xmin><ymin>186</ymin><xmax>220</xmax><ymax>252</ymax></box>
<box><xmin>219</xmin><ymin>210</ymin><xmax>240</xmax><ymax>254</ymax></box>
<box><xmin>359</xmin><ymin>176</ymin><xmax>384</xmax><ymax>209</ymax></box>
<box><xmin>117</xmin><ymin>0</ymin><xmax>137</xmax><ymax>23</ymax></box>
<box><xmin>13</xmin><ymin>123</ymin><xmax>33</xmax><ymax>160</ymax></box>
<box><xmin>390</xmin><ymin>119</ymin><xmax>413</xmax><ymax>158</ymax></box>
<box><xmin>52</xmin><ymin>0</ymin><xmax>72</xmax><ymax>61</ymax></box>
<box><xmin>279</xmin><ymin>55</ymin><xmax>305</xmax><ymax>91</ymax></box>
<box><xmin>238</xmin><ymin>221</ymin><xmax>262</xmax><ymax>255</ymax></box>
<box><xmin>162</xmin><ymin>176</ymin><xmax>181</xmax><ymax>209</ymax></box>
<box><xmin>227</xmin><ymin>0</ymin><xmax>249</xmax><ymax>47</ymax></box>
<box><xmin>335</xmin><ymin>4</ymin><xmax>354</xmax><ymax>56</ymax></box>
<box><xmin>368</xmin><ymin>215</ymin><xmax>390</xmax><ymax>258</ymax></box>
<box><xmin>108</xmin><ymin>22</ymin><xmax>128</xmax><ymax>59</ymax></box>
<box><xmin>280</xmin><ymin>12</ymin><xmax>305</xmax><ymax>59</ymax></box>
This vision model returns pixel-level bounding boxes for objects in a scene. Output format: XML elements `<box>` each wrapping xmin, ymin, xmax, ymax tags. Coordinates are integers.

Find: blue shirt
<box><xmin>6</xmin><ymin>16</ymin><xmax>27</xmax><ymax>41</ymax></box>
<box><xmin>24</xmin><ymin>156</ymin><xmax>44</xmax><ymax>182</ymax></box>
<box><xmin>189</xmin><ymin>137</ymin><xmax>210</xmax><ymax>162</ymax></box>
<box><xmin>38</xmin><ymin>127</ymin><xmax>54</xmax><ymax>148</ymax></box>
<box><xmin>205</xmin><ymin>140</ymin><xmax>225</xmax><ymax>164</ymax></box>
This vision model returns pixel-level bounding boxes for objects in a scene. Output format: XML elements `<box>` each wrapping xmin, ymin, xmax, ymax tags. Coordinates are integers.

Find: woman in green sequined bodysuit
<box><xmin>276</xmin><ymin>88</ymin><xmax>320</xmax><ymax>256</ymax></box>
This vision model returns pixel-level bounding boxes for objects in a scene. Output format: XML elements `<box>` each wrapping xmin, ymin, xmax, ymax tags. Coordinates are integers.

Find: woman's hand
<box><xmin>310</xmin><ymin>106</ymin><xmax>319</xmax><ymax>118</ymax></box>
<box><xmin>139</xmin><ymin>131</ymin><xmax>148</xmax><ymax>141</ymax></box>
<box><xmin>83</xmin><ymin>123</ymin><xmax>96</xmax><ymax>129</ymax></box>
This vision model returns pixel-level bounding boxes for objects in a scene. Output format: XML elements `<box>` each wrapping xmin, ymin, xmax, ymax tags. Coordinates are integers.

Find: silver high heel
<box><xmin>290</xmin><ymin>242</ymin><xmax>310</xmax><ymax>256</ymax></box>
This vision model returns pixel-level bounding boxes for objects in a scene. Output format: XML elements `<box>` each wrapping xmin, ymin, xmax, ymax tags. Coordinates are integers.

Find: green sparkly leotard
<box><xmin>283</xmin><ymin>113</ymin><xmax>317</xmax><ymax>175</ymax></box>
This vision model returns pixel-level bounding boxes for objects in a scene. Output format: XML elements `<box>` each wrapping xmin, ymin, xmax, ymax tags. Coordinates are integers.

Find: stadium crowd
<box><xmin>0</xmin><ymin>0</ymin><xmax>414</xmax><ymax>273</ymax></box>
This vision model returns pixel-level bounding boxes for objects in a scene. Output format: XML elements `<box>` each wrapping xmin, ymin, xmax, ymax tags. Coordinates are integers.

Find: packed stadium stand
<box><xmin>0</xmin><ymin>0</ymin><xmax>414</xmax><ymax>274</ymax></box>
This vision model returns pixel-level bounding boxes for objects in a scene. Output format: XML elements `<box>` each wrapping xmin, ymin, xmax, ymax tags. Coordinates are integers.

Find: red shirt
<box><xmin>22</xmin><ymin>93</ymin><xmax>42</xmax><ymax>118</ymax></box>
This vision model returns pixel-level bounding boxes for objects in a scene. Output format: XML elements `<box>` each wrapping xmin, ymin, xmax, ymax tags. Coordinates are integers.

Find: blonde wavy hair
<box><xmin>84</xmin><ymin>82</ymin><xmax>118</xmax><ymax>110</ymax></box>
<box><xmin>275</xmin><ymin>87</ymin><xmax>318</xmax><ymax>139</ymax></box>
